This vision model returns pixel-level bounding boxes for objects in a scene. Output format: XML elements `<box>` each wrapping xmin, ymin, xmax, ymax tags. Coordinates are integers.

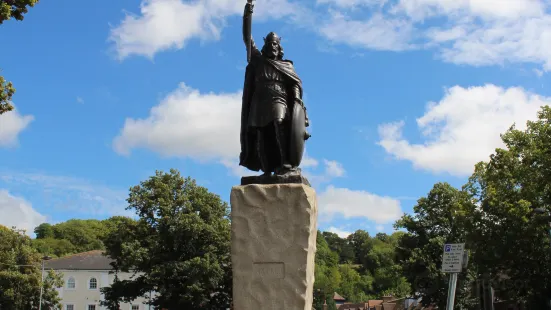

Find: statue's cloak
<box><xmin>239</xmin><ymin>55</ymin><xmax>303</xmax><ymax>171</ymax></box>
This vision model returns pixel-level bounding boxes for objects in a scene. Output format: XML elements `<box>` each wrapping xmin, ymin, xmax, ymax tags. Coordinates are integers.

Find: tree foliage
<box><xmin>395</xmin><ymin>106</ymin><xmax>551</xmax><ymax>309</ymax></box>
<box><xmin>0</xmin><ymin>0</ymin><xmax>39</xmax><ymax>114</ymax></box>
<box><xmin>395</xmin><ymin>182</ymin><xmax>479</xmax><ymax>309</ymax></box>
<box><xmin>0</xmin><ymin>225</ymin><xmax>63</xmax><ymax>309</ymax></box>
<box><xmin>32</xmin><ymin>218</ymin><xmax>130</xmax><ymax>257</ymax></box>
<box><xmin>101</xmin><ymin>169</ymin><xmax>232</xmax><ymax>310</ymax></box>
<box><xmin>313</xmin><ymin>229</ymin><xmax>412</xmax><ymax>310</ymax></box>
<box><xmin>464</xmin><ymin>106</ymin><xmax>551</xmax><ymax>307</ymax></box>
<box><xmin>0</xmin><ymin>74</ymin><xmax>15</xmax><ymax>114</ymax></box>
<box><xmin>0</xmin><ymin>0</ymin><xmax>39</xmax><ymax>23</ymax></box>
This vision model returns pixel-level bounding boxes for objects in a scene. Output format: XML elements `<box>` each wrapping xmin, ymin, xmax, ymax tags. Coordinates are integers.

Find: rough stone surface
<box><xmin>231</xmin><ymin>184</ymin><xmax>318</xmax><ymax>310</ymax></box>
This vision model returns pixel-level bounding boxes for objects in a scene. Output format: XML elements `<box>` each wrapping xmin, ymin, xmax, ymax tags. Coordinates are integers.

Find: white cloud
<box><xmin>220</xmin><ymin>158</ymin><xmax>256</xmax><ymax>178</ymax></box>
<box><xmin>378</xmin><ymin>84</ymin><xmax>550</xmax><ymax>176</ymax></box>
<box><xmin>428</xmin><ymin>15</ymin><xmax>551</xmax><ymax>70</ymax></box>
<box><xmin>319</xmin><ymin>11</ymin><xmax>415</xmax><ymax>52</ymax></box>
<box><xmin>318</xmin><ymin>185</ymin><xmax>403</xmax><ymax>224</ymax></box>
<box><xmin>392</xmin><ymin>0</ymin><xmax>544</xmax><ymax>21</ymax></box>
<box><xmin>0</xmin><ymin>172</ymin><xmax>132</xmax><ymax>218</ymax></box>
<box><xmin>0</xmin><ymin>108</ymin><xmax>34</xmax><ymax>147</ymax></box>
<box><xmin>375</xmin><ymin>224</ymin><xmax>384</xmax><ymax>232</ymax></box>
<box><xmin>304</xmin><ymin>159</ymin><xmax>347</xmax><ymax>186</ymax></box>
<box><xmin>109</xmin><ymin>0</ymin><xmax>303</xmax><ymax>59</ymax></box>
<box><xmin>302</xmin><ymin>155</ymin><xmax>319</xmax><ymax>168</ymax></box>
<box><xmin>113</xmin><ymin>82</ymin><xmax>242</xmax><ymax>161</ymax></box>
<box><xmin>323</xmin><ymin>159</ymin><xmax>345</xmax><ymax>178</ymax></box>
<box><xmin>109</xmin><ymin>0</ymin><xmax>551</xmax><ymax>69</ymax></box>
<box><xmin>328</xmin><ymin>226</ymin><xmax>352</xmax><ymax>238</ymax></box>
<box><xmin>0</xmin><ymin>190</ymin><xmax>46</xmax><ymax>235</ymax></box>
<box><xmin>77</xmin><ymin>97</ymin><xmax>84</xmax><ymax>104</ymax></box>
<box><xmin>316</xmin><ymin>0</ymin><xmax>551</xmax><ymax>69</ymax></box>
<box><xmin>317</xmin><ymin>0</ymin><xmax>387</xmax><ymax>9</ymax></box>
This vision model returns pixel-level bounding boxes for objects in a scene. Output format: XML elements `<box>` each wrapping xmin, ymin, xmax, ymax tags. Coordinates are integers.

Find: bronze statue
<box><xmin>239</xmin><ymin>0</ymin><xmax>311</xmax><ymax>184</ymax></box>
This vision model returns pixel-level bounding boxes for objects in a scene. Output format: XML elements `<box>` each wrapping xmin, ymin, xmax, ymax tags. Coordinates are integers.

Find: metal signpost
<box><xmin>442</xmin><ymin>243</ymin><xmax>466</xmax><ymax>310</ymax></box>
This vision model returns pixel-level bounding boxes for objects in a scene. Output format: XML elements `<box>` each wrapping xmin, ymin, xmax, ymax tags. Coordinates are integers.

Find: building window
<box><xmin>67</xmin><ymin>277</ymin><xmax>75</xmax><ymax>289</ymax></box>
<box><xmin>132</xmin><ymin>306</ymin><xmax>140</xmax><ymax>310</ymax></box>
<box><xmin>88</xmin><ymin>305</ymin><xmax>96</xmax><ymax>310</ymax></box>
<box><xmin>65</xmin><ymin>305</ymin><xmax>74</xmax><ymax>310</ymax></box>
<box><xmin>89</xmin><ymin>277</ymin><xmax>98</xmax><ymax>289</ymax></box>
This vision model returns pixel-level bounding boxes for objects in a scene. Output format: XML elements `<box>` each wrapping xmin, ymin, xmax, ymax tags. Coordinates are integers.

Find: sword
<box><xmin>246</xmin><ymin>0</ymin><xmax>254</xmax><ymax>63</ymax></box>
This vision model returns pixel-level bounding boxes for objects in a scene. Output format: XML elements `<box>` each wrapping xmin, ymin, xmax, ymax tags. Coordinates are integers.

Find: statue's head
<box><xmin>261</xmin><ymin>32</ymin><xmax>284</xmax><ymax>60</ymax></box>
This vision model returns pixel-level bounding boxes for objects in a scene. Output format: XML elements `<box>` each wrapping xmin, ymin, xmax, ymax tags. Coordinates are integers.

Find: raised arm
<box><xmin>243</xmin><ymin>1</ymin><xmax>260</xmax><ymax>62</ymax></box>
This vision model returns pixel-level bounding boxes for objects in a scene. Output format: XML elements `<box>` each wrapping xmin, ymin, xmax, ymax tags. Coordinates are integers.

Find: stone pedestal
<box><xmin>231</xmin><ymin>184</ymin><xmax>318</xmax><ymax>310</ymax></box>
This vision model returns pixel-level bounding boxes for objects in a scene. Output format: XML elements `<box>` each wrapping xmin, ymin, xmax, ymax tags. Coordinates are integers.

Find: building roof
<box><xmin>369</xmin><ymin>300</ymin><xmax>383</xmax><ymax>307</ymax></box>
<box><xmin>334</xmin><ymin>292</ymin><xmax>346</xmax><ymax>301</ymax></box>
<box><xmin>44</xmin><ymin>250</ymin><xmax>114</xmax><ymax>270</ymax></box>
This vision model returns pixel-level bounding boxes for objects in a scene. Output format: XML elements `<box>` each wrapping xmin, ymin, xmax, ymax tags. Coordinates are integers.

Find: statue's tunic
<box><xmin>239</xmin><ymin>39</ymin><xmax>303</xmax><ymax>172</ymax></box>
<box><xmin>248</xmin><ymin>55</ymin><xmax>288</xmax><ymax>127</ymax></box>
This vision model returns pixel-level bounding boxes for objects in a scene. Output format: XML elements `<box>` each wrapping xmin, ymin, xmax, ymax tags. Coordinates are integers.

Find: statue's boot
<box><xmin>274</xmin><ymin>120</ymin><xmax>296</xmax><ymax>176</ymax></box>
<box><xmin>256</xmin><ymin>130</ymin><xmax>271</xmax><ymax>176</ymax></box>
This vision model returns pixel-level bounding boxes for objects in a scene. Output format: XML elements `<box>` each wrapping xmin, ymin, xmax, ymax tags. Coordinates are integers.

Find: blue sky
<box><xmin>1</xmin><ymin>0</ymin><xmax>550</xmax><ymax>238</ymax></box>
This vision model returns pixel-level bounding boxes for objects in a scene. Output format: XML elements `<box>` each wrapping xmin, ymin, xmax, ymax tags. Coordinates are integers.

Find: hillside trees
<box><xmin>313</xmin><ymin>229</ymin><xmax>412</xmax><ymax>310</ymax></box>
<box><xmin>314</xmin><ymin>231</ymin><xmax>341</xmax><ymax>310</ymax></box>
<box><xmin>101</xmin><ymin>170</ymin><xmax>232</xmax><ymax>309</ymax></box>
<box><xmin>32</xmin><ymin>217</ymin><xmax>135</xmax><ymax>257</ymax></box>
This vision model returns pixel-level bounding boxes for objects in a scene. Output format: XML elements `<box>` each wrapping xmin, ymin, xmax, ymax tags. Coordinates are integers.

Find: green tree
<box><xmin>0</xmin><ymin>74</ymin><xmax>15</xmax><ymax>114</ymax></box>
<box><xmin>394</xmin><ymin>182</ymin><xmax>479</xmax><ymax>309</ymax></box>
<box><xmin>101</xmin><ymin>170</ymin><xmax>231</xmax><ymax>309</ymax></box>
<box><xmin>464</xmin><ymin>106</ymin><xmax>551</xmax><ymax>308</ymax></box>
<box><xmin>322</xmin><ymin>232</ymin><xmax>355</xmax><ymax>264</ymax></box>
<box><xmin>0</xmin><ymin>225</ymin><xmax>63</xmax><ymax>309</ymax></box>
<box><xmin>32</xmin><ymin>217</ymin><xmax>138</xmax><ymax>257</ymax></box>
<box><xmin>337</xmin><ymin>264</ymin><xmax>373</xmax><ymax>302</ymax></box>
<box><xmin>363</xmin><ymin>234</ymin><xmax>411</xmax><ymax>298</ymax></box>
<box><xmin>0</xmin><ymin>0</ymin><xmax>39</xmax><ymax>114</ymax></box>
<box><xmin>347</xmin><ymin>230</ymin><xmax>372</xmax><ymax>268</ymax></box>
<box><xmin>51</xmin><ymin>219</ymin><xmax>107</xmax><ymax>252</ymax></box>
<box><xmin>314</xmin><ymin>231</ymin><xmax>340</xmax><ymax>310</ymax></box>
<box><xmin>0</xmin><ymin>0</ymin><xmax>39</xmax><ymax>23</ymax></box>
<box><xmin>32</xmin><ymin>238</ymin><xmax>76</xmax><ymax>258</ymax></box>
<box><xmin>34</xmin><ymin>223</ymin><xmax>54</xmax><ymax>239</ymax></box>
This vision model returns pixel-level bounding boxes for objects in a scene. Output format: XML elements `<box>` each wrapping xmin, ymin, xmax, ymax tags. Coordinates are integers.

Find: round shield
<box><xmin>289</xmin><ymin>103</ymin><xmax>309</xmax><ymax>167</ymax></box>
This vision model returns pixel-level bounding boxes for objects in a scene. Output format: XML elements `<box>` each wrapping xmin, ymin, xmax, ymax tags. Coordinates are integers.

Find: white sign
<box><xmin>442</xmin><ymin>243</ymin><xmax>465</xmax><ymax>273</ymax></box>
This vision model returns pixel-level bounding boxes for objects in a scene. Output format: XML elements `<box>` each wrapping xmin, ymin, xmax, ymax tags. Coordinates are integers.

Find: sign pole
<box><xmin>446</xmin><ymin>273</ymin><xmax>458</xmax><ymax>310</ymax></box>
<box><xmin>442</xmin><ymin>243</ymin><xmax>466</xmax><ymax>310</ymax></box>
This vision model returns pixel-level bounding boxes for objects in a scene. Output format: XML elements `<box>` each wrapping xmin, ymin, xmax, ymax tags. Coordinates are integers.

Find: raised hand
<box><xmin>245</xmin><ymin>2</ymin><xmax>254</xmax><ymax>14</ymax></box>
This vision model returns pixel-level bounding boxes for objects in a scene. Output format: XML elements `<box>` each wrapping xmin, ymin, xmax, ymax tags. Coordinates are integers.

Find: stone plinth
<box><xmin>231</xmin><ymin>184</ymin><xmax>317</xmax><ymax>310</ymax></box>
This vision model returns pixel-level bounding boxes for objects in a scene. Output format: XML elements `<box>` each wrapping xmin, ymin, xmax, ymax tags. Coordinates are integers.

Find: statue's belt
<box><xmin>259</xmin><ymin>81</ymin><xmax>287</xmax><ymax>96</ymax></box>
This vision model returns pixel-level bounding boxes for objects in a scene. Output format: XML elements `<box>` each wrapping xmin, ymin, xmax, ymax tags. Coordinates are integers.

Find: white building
<box><xmin>44</xmin><ymin>250</ymin><xmax>152</xmax><ymax>310</ymax></box>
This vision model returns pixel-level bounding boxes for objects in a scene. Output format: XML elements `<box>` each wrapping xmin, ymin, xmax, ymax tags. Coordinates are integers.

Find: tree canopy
<box><xmin>101</xmin><ymin>169</ymin><xmax>232</xmax><ymax>310</ymax></box>
<box><xmin>0</xmin><ymin>0</ymin><xmax>39</xmax><ymax>23</ymax></box>
<box><xmin>0</xmin><ymin>225</ymin><xmax>63</xmax><ymax>309</ymax></box>
<box><xmin>394</xmin><ymin>106</ymin><xmax>551</xmax><ymax>309</ymax></box>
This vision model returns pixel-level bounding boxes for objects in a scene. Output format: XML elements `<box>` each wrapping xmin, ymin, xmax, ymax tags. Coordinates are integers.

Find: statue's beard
<box><xmin>262</xmin><ymin>45</ymin><xmax>279</xmax><ymax>59</ymax></box>
<box><xmin>265</xmin><ymin>50</ymin><xmax>278</xmax><ymax>59</ymax></box>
